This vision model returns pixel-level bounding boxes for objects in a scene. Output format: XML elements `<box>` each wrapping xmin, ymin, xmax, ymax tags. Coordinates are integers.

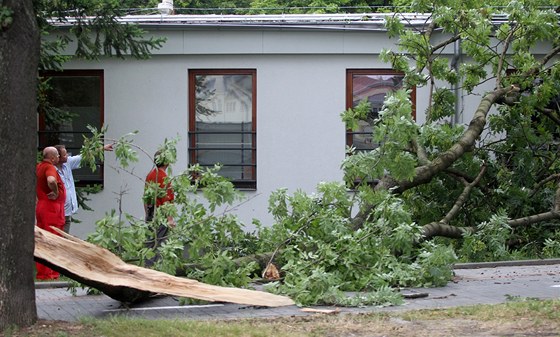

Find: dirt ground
<box><xmin>9</xmin><ymin>314</ymin><xmax>560</xmax><ymax>337</ymax></box>
<box><xmin>261</xmin><ymin>314</ymin><xmax>560</xmax><ymax>337</ymax></box>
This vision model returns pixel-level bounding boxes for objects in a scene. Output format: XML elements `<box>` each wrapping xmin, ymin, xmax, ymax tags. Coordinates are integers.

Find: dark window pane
<box><xmin>38</xmin><ymin>70</ymin><xmax>104</xmax><ymax>185</ymax></box>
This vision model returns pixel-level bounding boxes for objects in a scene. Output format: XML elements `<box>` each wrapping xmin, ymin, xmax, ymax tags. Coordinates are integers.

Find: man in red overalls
<box><xmin>35</xmin><ymin>146</ymin><xmax>66</xmax><ymax>280</ymax></box>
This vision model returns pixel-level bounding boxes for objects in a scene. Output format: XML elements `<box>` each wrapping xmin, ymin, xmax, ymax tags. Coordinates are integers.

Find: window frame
<box><xmin>38</xmin><ymin>69</ymin><xmax>105</xmax><ymax>187</ymax></box>
<box><xmin>345</xmin><ymin>69</ymin><xmax>416</xmax><ymax>150</ymax></box>
<box><xmin>188</xmin><ymin>69</ymin><xmax>257</xmax><ymax>190</ymax></box>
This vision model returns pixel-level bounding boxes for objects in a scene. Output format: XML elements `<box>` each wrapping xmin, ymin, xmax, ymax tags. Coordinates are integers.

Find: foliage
<box><xmin>260</xmin><ymin>184</ymin><xmax>432</xmax><ymax>305</ymax></box>
<box><xmin>82</xmin><ymin>135</ymin><xmax>456</xmax><ymax>306</ymax></box>
<box><xmin>36</xmin><ymin>0</ymin><xmax>166</xmax><ymax>68</ymax></box>
<box><xmin>84</xmin><ymin>138</ymin><xmax>259</xmax><ymax>286</ymax></box>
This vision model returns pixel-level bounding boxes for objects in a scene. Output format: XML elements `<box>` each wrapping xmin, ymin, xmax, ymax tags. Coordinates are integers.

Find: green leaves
<box><xmin>385</xmin><ymin>15</ymin><xmax>405</xmax><ymax>38</ymax></box>
<box><xmin>429</xmin><ymin>87</ymin><xmax>455</xmax><ymax>122</ymax></box>
<box><xmin>38</xmin><ymin>0</ymin><xmax>166</xmax><ymax>70</ymax></box>
<box><xmin>341</xmin><ymin>99</ymin><xmax>372</xmax><ymax>131</ymax></box>
<box><xmin>0</xmin><ymin>6</ymin><xmax>13</xmax><ymax>30</ymax></box>
<box><xmin>81</xmin><ymin>125</ymin><xmax>109</xmax><ymax>172</ymax></box>
<box><xmin>260</xmin><ymin>185</ymin><xmax>454</xmax><ymax>306</ymax></box>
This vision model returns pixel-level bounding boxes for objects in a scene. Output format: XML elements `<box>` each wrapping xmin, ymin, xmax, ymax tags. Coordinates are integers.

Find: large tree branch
<box><xmin>395</xmin><ymin>86</ymin><xmax>515</xmax><ymax>193</ymax></box>
<box><xmin>508</xmin><ymin>180</ymin><xmax>560</xmax><ymax>228</ymax></box>
<box><xmin>420</xmin><ymin>222</ymin><xmax>471</xmax><ymax>239</ymax></box>
<box><xmin>35</xmin><ymin>227</ymin><xmax>294</xmax><ymax>307</ymax></box>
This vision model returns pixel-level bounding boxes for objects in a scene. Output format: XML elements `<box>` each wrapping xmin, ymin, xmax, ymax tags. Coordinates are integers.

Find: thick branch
<box><xmin>507</xmin><ymin>211</ymin><xmax>560</xmax><ymax>228</ymax></box>
<box><xmin>34</xmin><ymin>227</ymin><xmax>294</xmax><ymax>307</ymax></box>
<box><xmin>396</xmin><ymin>86</ymin><xmax>514</xmax><ymax>193</ymax></box>
<box><xmin>423</xmin><ymin>181</ymin><xmax>560</xmax><ymax>240</ymax></box>
<box><xmin>421</xmin><ymin>222</ymin><xmax>472</xmax><ymax>239</ymax></box>
<box><xmin>442</xmin><ymin>164</ymin><xmax>487</xmax><ymax>224</ymax></box>
<box><xmin>529</xmin><ymin>173</ymin><xmax>560</xmax><ymax>198</ymax></box>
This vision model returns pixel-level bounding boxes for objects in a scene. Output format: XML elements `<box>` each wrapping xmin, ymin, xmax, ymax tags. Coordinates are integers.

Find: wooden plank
<box><xmin>34</xmin><ymin>226</ymin><xmax>294</xmax><ymax>307</ymax></box>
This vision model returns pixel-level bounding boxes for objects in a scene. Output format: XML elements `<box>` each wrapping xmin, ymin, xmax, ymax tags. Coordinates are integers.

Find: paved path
<box><xmin>36</xmin><ymin>262</ymin><xmax>560</xmax><ymax>322</ymax></box>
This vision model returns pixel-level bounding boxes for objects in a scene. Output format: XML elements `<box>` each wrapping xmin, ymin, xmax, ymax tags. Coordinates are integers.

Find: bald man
<box><xmin>35</xmin><ymin>146</ymin><xmax>66</xmax><ymax>280</ymax></box>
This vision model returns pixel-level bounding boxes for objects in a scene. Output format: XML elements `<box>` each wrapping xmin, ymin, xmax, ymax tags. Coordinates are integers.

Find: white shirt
<box><xmin>56</xmin><ymin>155</ymin><xmax>82</xmax><ymax>216</ymax></box>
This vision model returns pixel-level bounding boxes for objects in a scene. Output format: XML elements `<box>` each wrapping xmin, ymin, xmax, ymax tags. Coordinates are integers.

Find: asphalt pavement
<box><xmin>35</xmin><ymin>260</ymin><xmax>560</xmax><ymax>322</ymax></box>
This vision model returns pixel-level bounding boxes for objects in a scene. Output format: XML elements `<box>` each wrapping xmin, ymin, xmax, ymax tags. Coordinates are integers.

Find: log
<box><xmin>34</xmin><ymin>226</ymin><xmax>294</xmax><ymax>307</ymax></box>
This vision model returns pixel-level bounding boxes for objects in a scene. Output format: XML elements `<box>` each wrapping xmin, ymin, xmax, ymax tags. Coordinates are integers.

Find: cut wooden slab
<box><xmin>34</xmin><ymin>226</ymin><xmax>294</xmax><ymax>307</ymax></box>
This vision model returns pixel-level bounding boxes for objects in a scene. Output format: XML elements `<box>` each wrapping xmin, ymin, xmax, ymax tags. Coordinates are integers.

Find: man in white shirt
<box><xmin>54</xmin><ymin>143</ymin><xmax>113</xmax><ymax>233</ymax></box>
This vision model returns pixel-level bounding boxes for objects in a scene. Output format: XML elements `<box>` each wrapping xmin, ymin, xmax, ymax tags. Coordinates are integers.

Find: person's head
<box><xmin>54</xmin><ymin>145</ymin><xmax>68</xmax><ymax>165</ymax></box>
<box><xmin>42</xmin><ymin>147</ymin><xmax>60</xmax><ymax>165</ymax></box>
<box><xmin>154</xmin><ymin>150</ymin><xmax>169</xmax><ymax>168</ymax></box>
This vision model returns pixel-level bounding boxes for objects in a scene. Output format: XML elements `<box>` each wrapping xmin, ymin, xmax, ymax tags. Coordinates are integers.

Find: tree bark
<box><xmin>34</xmin><ymin>227</ymin><xmax>294</xmax><ymax>307</ymax></box>
<box><xmin>0</xmin><ymin>0</ymin><xmax>40</xmax><ymax>330</ymax></box>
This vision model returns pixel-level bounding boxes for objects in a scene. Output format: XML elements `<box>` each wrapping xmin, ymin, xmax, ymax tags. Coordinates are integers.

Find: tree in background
<box><xmin>0</xmin><ymin>0</ymin><xmax>40</xmax><ymax>329</ymax></box>
<box><xmin>0</xmin><ymin>0</ymin><xmax>163</xmax><ymax>330</ymax></box>
<box><xmin>122</xmin><ymin>0</ymin><xmax>391</xmax><ymax>14</ymax></box>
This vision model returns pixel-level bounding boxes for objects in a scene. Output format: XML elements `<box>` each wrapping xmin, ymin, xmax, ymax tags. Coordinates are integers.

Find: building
<box><xmin>40</xmin><ymin>12</ymin><xmax>490</xmax><ymax>238</ymax></box>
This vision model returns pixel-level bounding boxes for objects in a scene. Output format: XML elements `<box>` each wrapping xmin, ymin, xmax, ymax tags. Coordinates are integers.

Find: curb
<box><xmin>35</xmin><ymin>281</ymin><xmax>70</xmax><ymax>289</ymax></box>
<box><xmin>453</xmin><ymin>258</ymin><xmax>560</xmax><ymax>269</ymax></box>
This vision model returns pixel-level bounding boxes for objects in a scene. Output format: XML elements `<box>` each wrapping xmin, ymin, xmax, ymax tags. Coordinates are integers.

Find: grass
<box><xmin>5</xmin><ymin>298</ymin><xmax>560</xmax><ymax>337</ymax></box>
<box><xmin>399</xmin><ymin>296</ymin><xmax>560</xmax><ymax>321</ymax></box>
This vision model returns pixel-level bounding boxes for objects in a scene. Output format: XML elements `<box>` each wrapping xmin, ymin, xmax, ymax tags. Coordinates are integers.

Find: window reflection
<box><xmin>189</xmin><ymin>70</ymin><xmax>256</xmax><ymax>188</ymax></box>
<box><xmin>347</xmin><ymin>71</ymin><xmax>405</xmax><ymax>151</ymax></box>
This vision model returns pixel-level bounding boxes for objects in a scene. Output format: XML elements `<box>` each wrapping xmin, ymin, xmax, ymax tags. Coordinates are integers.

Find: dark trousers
<box><xmin>144</xmin><ymin>205</ymin><xmax>169</xmax><ymax>267</ymax></box>
<box><xmin>63</xmin><ymin>216</ymin><xmax>72</xmax><ymax>233</ymax></box>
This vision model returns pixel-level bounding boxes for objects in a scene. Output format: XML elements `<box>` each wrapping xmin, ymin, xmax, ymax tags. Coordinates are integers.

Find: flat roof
<box><xmin>48</xmin><ymin>12</ymin><xmax>522</xmax><ymax>32</ymax></box>
<box><xmin>48</xmin><ymin>13</ymin><xmax>434</xmax><ymax>31</ymax></box>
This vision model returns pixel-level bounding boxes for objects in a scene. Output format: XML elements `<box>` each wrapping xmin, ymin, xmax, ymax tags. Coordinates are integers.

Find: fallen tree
<box><xmin>34</xmin><ymin>226</ymin><xmax>294</xmax><ymax>307</ymax></box>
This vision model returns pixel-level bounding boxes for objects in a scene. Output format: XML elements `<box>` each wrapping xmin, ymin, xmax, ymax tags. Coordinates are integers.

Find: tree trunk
<box><xmin>0</xmin><ymin>0</ymin><xmax>40</xmax><ymax>330</ymax></box>
<box><xmin>34</xmin><ymin>227</ymin><xmax>294</xmax><ymax>307</ymax></box>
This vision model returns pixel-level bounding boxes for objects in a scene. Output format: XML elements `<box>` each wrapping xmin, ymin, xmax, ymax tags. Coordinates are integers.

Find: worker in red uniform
<box><xmin>35</xmin><ymin>146</ymin><xmax>66</xmax><ymax>280</ymax></box>
<box><xmin>143</xmin><ymin>150</ymin><xmax>175</xmax><ymax>267</ymax></box>
<box><xmin>144</xmin><ymin>150</ymin><xmax>175</xmax><ymax>221</ymax></box>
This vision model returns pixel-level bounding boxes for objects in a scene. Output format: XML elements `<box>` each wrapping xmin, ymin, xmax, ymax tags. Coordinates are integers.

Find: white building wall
<box><xmin>61</xmin><ymin>27</ymin><xmax>436</xmax><ymax>238</ymax></box>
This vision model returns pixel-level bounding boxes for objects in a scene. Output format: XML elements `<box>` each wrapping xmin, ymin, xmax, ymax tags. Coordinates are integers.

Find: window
<box><xmin>38</xmin><ymin>70</ymin><xmax>105</xmax><ymax>186</ymax></box>
<box><xmin>188</xmin><ymin>69</ymin><xmax>257</xmax><ymax>189</ymax></box>
<box><xmin>346</xmin><ymin>69</ymin><xmax>415</xmax><ymax>151</ymax></box>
